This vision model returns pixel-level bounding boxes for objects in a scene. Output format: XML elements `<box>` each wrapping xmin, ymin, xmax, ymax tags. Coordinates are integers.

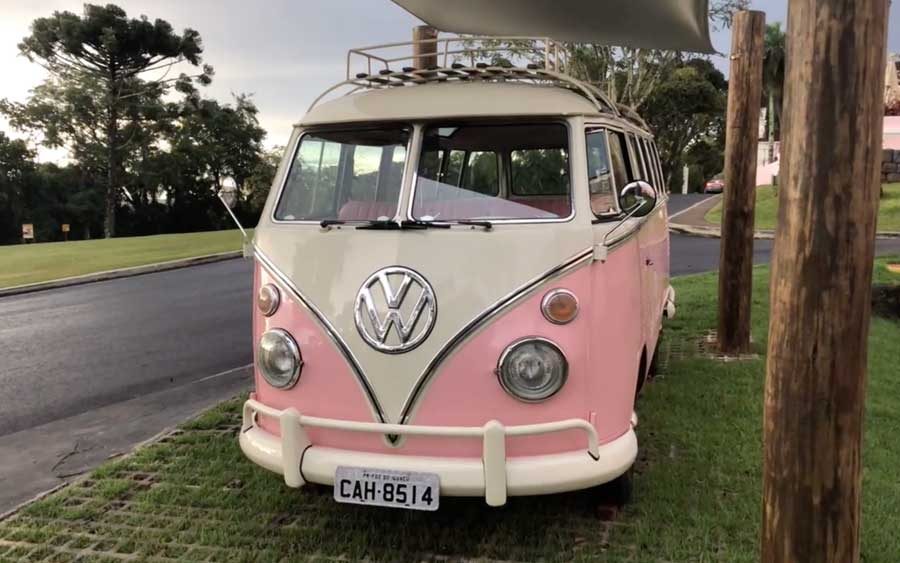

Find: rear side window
<box><xmin>510</xmin><ymin>149</ymin><xmax>569</xmax><ymax>196</ymax></box>
<box><xmin>626</xmin><ymin>134</ymin><xmax>647</xmax><ymax>181</ymax></box>
<box><xmin>462</xmin><ymin>151</ymin><xmax>500</xmax><ymax>196</ymax></box>
<box><xmin>637</xmin><ymin>138</ymin><xmax>658</xmax><ymax>187</ymax></box>
<box><xmin>650</xmin><ymin>142</ymin><xmax>665</xmax><ymax>188</ymax></box>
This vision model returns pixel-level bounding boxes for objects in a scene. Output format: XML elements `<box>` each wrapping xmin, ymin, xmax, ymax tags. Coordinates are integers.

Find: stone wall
<box><xmin>884</xmin><ymin>149</ymin><xmax>900</xmax><ymax>183</ymax></box>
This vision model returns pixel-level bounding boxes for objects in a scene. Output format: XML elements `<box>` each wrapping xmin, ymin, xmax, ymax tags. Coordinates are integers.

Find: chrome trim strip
<box><xmin>397</xmin><ymin>246</ymin><xmax>594</xmax><ymax>423</ymax></box>
<box><xmin>253</xmin><ymin>246</ymin><xmax>388</xmax><ymax>424</ymax></box>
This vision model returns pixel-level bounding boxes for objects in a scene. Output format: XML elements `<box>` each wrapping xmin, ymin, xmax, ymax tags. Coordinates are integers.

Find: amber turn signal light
<box><xmin>541</xmin><ymin>289</ymin><xmax>578</xmax><ymax>324</ymax></box>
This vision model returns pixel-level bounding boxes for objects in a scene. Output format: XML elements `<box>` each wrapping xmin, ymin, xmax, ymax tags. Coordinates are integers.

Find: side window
<box><xmin>626</xmin><ymin>134</ymin><xmax>647</xmax><ymax>182</ymax></box>
<box><xmin>638</xmin><ymin>139</ymin><xmax>657</xmax><ymax>187</ymax></box>
<box><xmin>650</xmin><ymin>142</ymin><xmax>665</xmax><ymax>190</ymax></box>
<box><xmin>608</xmin><ymin>131</ymin><xmax>640</xmax><ymax>210</ymax></box>
<box><xmin>585</xmin><ymin>129</ymin><xmax>617</xmax><ymax>216</ymax></box>
<box><xmin>607</xmin><ymin>133</ymin><xmax>630</xmax><ymax>186</ymax></box>
<box><xmin>462</xmin><ymin>151</ymin><xmax>499</xmax><ymax>196</ymax></box>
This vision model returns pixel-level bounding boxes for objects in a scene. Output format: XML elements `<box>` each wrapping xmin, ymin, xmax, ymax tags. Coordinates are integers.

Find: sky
<box><xmin>0</xmin><ymin>0</ymin><xmax>898</xmax><ymax>162</ymax></box>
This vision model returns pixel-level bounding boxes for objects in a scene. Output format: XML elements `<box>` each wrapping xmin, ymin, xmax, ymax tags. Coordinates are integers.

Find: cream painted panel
<box><xmin>301</xmin><ymin>82</ymin><xmax>600</xmax><ymax>126</ymax></box>
<box><xmin>254</xmin><ymin>223</ymin><xmax>592</xmax><ymax>424</ymax></box>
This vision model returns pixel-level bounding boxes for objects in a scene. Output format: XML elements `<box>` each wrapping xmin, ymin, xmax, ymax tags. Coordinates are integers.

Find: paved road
<box><xmin>0</xmin><ymin>259</ymin><xmax>253</xmax><ymax>437</ymax></box>
<box><xmin>0</xmin><ymin>260</ymin><xmax>253</xmax><ymax>512</ymax></box>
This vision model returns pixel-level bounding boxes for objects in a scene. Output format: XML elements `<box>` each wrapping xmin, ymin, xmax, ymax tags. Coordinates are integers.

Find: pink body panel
<box><xmin>252</xmin><ymin>245</ymin><xmax>647</xmax><ymax>458</ymax></box>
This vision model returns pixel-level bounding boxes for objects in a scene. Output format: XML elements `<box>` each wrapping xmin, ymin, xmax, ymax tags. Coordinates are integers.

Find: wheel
<box><xmin>606</xmin><ymin>467</ymin><xmax>634</xmax><ymax>507</ymax></box>
<box><xmin>589</xmin><ymin>467</ymin><xmax>634</xmax><ymax>508</ymax></box>
<box><xmin>647</xmin><ymin>335</ymin><xmax>662</xmax><ymax>378</ymax></box>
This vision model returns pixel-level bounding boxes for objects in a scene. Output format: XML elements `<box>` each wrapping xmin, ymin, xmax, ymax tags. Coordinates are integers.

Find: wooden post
<box><xmin>412</xmin><ymin>25</ymin><xmax>438</xmax><ymax>69</ymax></box>
<box><xmin>717</xmin><ymin>10</ymin><xmax>765</xmax><ymax>354</ymax></box>
<box><xmin>762</xmin><ymin>0</ymin><xmax>889</xmax><ymax>561</ymax></box>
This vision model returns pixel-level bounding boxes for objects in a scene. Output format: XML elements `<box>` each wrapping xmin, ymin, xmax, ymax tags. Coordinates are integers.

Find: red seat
<box><xmin>509</xmin><ymin>196</ymin><xmax>571</xmax><ymax>217</ymax></box>
<box><xmin>337</xmin><ymin>201</ymin><xmax>397</xmax><ymax>221</ymax></box>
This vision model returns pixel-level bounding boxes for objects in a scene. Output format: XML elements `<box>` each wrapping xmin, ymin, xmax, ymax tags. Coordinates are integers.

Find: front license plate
<box><xmin>333</xmin><ymin>466</ymin><xmax>440</xmax><ymax>511</ymax></box>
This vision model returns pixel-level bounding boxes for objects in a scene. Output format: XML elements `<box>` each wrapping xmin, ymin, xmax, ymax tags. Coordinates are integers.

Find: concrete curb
<box><xmin>669</xmin><ymin>223</ymin><xmax>900</xmax><ymax>240</ymax></box>
<box><xmin>0</xmin><ymin>250</ymin><xmax>244</xmax><ymax>299</ymax></box>
<box><xmin>668</xmin><ymin>194</ymin><xmax>722</xmax><ymax>221</ymax></box>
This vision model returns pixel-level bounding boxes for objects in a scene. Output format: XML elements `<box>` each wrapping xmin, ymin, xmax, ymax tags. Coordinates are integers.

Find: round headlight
<box><xmin>541</xmin><ymin>289</ymin><xmax>578</xmax><ymax>324</ymax></box>
<box><xmin>497</xmin><ymin>338</ymin><xmax>568</xmax><ymax>402</ymax></box>
<box><xmin>257</xmin><ymin>329</ymin><xmax>302</xmax><ymax>389</ymax></box>
<box><xmin>258</xmin><ymin>284</ymin><xmax>281</xmax><ymax>317</ymax></box>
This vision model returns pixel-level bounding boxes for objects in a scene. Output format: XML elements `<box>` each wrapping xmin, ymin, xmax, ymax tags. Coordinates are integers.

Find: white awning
<box><xmin>391</xmin><ymin>0</ymin><xmax>715</xmax><ymax>53</ymax></box>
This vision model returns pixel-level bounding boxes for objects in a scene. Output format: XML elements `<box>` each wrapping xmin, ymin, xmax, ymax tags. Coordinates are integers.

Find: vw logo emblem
<box><xmin>354</xmin><ymin>267</ymin><xmax>437</xmax><ymax>354</ymax></box>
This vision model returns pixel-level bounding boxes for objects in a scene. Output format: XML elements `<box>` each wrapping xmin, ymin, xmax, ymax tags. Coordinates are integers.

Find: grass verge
<box><xmin>1</xmin><ymin>260</ymin><xmax>898</xmax><ymax>562</ymax></box>
<box><xmin>704</xmin><ymin>183</ymin><xmax>900</xmax><ymax>232</ymax></box>
<box><xmin>0</xmin><ymin>229</ymin><xmax>249</xmax><ymax>289</ymax></box>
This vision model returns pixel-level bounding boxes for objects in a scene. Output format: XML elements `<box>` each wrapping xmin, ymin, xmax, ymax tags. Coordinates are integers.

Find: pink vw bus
<box><xmin>237</xmin><ymin>36</ymin><xmax>677</xmax><ymax>511</ymax></box>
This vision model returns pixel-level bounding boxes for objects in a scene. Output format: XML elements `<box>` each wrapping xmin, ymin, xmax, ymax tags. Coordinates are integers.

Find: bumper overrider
<box><xmin>240</xmin><ymin>396</ymin><xmax>638</xmax><ymax>507</ymax></box>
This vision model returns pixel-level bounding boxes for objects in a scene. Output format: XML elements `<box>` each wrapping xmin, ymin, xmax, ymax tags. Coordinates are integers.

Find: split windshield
<box><xmin>411</xmin><ymin>123</ymin><xmax>572</xmax><ymax>221</ymax></box>
<box><xmin>273</xmin><ymin>122</ymin><xmax>572</xmax><ymax>223</ymax></box>
<box><xmin>274</xmin><ymin>127</ymin><xmax>408</xmax><ymax>222</ymax></box>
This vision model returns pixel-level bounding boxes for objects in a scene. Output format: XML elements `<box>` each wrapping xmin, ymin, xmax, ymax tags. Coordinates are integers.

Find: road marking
<box><xmin>668</xmin><ymin>195</ymin><xmax>720</xmax><ymax>221</ymax></box>
<box><xmin>194</xmin><ymin>364</ymin><xmax>253</xmax><ymax>384</ymax></box>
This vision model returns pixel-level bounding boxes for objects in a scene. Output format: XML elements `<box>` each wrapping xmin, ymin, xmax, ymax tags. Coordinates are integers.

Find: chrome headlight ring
<box><xmin>257</xmin><ymin>328</ymin><xmax>303</xmax><ymax>389</ymax></box>
<box><xmin>496</xmin><ymin>337</ymin><xmax>568</xmax><ymax>402</ymax></box>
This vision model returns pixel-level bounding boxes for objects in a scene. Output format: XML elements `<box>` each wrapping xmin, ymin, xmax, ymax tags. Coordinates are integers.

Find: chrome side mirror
<box><xmin>619</xmin><ymin>180</ymin><xmax>657</xmax><ymax>218</ymax></box>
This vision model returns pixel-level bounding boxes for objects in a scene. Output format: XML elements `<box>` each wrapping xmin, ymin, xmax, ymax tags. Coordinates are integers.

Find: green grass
<box><xmin>705</xmin><ymin>183</ymin><xmax>900</xmax><ymax>232</ymax></box>
<box><xmin>0</xmin><ymin>229</ymin><xmax>249</xmax><ymax>289</ymax></box>
<box><xmin>1</xmin><ymin>261</ymin><xmax>898</xmax><ymax>561</ymax></box>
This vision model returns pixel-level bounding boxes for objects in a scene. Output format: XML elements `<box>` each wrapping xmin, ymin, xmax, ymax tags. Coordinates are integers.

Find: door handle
<box><xmin>645</xmin><ymin>259</ymin><xmax>654</xmax><ymax>266</ymax></box>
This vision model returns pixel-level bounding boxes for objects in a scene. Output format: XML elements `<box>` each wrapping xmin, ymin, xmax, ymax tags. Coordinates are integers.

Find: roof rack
<box><xmin>308</xmin><ymin>37</ymin><xmax>621</xmax><ymax>117</ymax></box>
<box><xmin>346</xmin><ymin>36</ymin><xmax>567</xmax><ymax>78</ymax></box>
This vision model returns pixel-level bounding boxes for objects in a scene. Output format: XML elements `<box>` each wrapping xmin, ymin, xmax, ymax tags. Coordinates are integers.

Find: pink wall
<box><xmin>755</xmin><ymin>117</ymin><xmax>900</xmax><ymax>184</ymax></box>
<box><xmin>885</xmin><ymin>116</ymin><xmax>900</xmax><ymax>150</ymax></box>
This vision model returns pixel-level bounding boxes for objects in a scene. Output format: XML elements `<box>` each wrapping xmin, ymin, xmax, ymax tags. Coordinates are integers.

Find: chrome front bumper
<box><xmin>239</xmin><ymin>397</ymin><xmax>638</xmax><ymax>507</ymax></box>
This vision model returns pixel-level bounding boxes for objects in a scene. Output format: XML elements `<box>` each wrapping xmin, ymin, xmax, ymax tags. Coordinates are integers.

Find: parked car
<box><xmin>236</xmin><ymin>37</ymin><xmax>676</xmax><ymax>512</ymax></box>
<box><xmin>704</xmin><ymin>177</ymin><xmax>725</xmax><ymax>193</ymax></box>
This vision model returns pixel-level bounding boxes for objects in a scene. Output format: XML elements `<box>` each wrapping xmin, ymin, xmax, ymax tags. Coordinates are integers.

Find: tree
<box><xmin>13</xmin><ymin>3</ymin><xmax>212</xmax><ymax>237</ymax></box>
<box><xmin>762</xmin><ymin>23</ymin><xmax>786</xmax><ymax>163</ymax></box>
<box><xmin>640</xmin><ymin>59</ymin><xmax>728</xmax><ymax>188</ymax></box>
<box><xmin>159</xmin><ymin>95</ymin><xmax>266</xmax><ymax>232</ymax></box>
<box><xmin>0</xmin><ymin>133</ymin><xmax>36</xmax><ymax>244</ymax></box>
<box><xmin>245</xmin><ymin>146</ymin><xmax>283</xmax><ymax>222</ymax></box>
<box><xmin>465</xmin><ymin>0</ymin><xmax>747</xmax><ymax>109</ymax></box>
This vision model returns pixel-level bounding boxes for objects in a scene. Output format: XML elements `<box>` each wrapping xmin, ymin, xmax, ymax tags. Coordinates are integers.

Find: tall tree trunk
<box><xmin>104</xmin><ymin>86</ymin><xmax>118</xmax><ymax>239</ymax></box>
<box><xmin>717</xmin><ymin>10</ymin><xmax>765</xmax><ymax>355</ymax></box>
<box><xmin>761</xmin><ymin>0</ymin><xmax>889</xmax><ymax>560</ymax></box>
<box><xmin>767</xmin><ymin>90</ymin><xmax>776</xmax><ymax>163</ymax></box>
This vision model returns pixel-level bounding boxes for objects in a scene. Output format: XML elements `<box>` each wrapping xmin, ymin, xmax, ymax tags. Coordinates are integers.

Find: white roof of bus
<box><xmin>299</xmin><ymin>81</ymin><xmax>617</xmax><ymax>127</ymax></box>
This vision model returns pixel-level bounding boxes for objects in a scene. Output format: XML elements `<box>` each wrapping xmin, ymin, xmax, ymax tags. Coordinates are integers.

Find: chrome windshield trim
<box><xmin>397</xmin><ymin>246</ymin><xmax>594</xmax><ymax>423</ymax></box>
<box><xmin>253</xmin><ymin>245</ymin><xmax>388</xmax><ymax>424</ymax></box>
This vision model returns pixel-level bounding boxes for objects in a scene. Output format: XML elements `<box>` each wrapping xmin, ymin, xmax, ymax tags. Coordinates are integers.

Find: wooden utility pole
<box><xmin>762</xmin><ymin>0</ymin><xmax>889</xmax><ymax>561</ymax></box>
<box><xmin>412</xmin><ymin>25</ymin><xmax>438</xmax><ymax>69</ymax></box>
<box><xmin>717</xmin><ymin>10</ymin><xmax>765</xmax><ymax>354</ymax></box>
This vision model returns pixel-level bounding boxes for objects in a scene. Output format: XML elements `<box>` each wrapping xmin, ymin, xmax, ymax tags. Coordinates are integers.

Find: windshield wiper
<box><xmin>355</xmin><ymin>219</ymin><xmax>450</xmax><ymax>230</ymax></box>
<box><xmin>453</xmin><ymin>219</ymin><xmax>493</xmax><ymax>230</ymax></box>
<box><xmin>319</xmin><ymin>219</ymin><xmax>346</xmax><ymax>228</ymax></box>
